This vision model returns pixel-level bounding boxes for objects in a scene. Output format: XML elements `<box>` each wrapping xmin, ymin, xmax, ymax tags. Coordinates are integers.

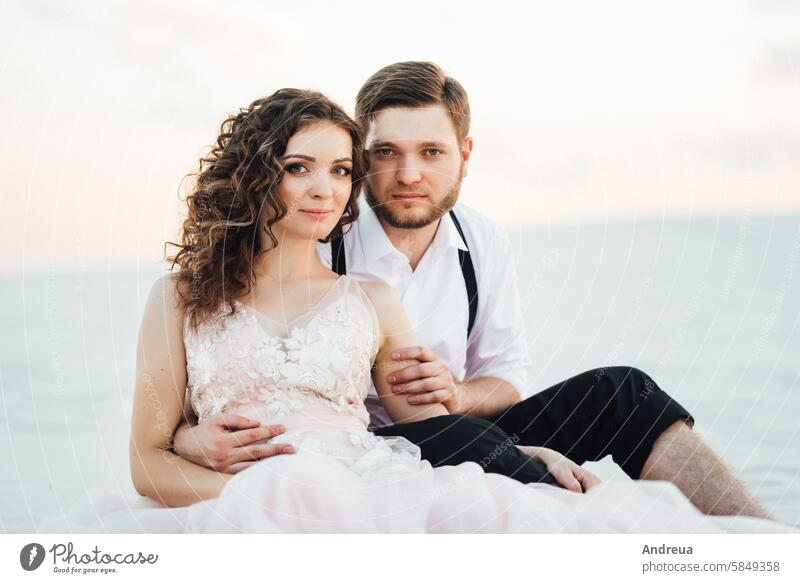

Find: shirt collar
<box><xmin>436</xmin><ymin>206</ymin><xmax>469</xmax><ymax>253</ymax></box>
<box><xmin>356</xmin><ymin>198</ymin><xmax>469</xmax><ymax>266</ymax></box>
<box><xmin>356</xmin><ymin>197</ymin><xmax>400</xmax><ymax>265</ymax></box>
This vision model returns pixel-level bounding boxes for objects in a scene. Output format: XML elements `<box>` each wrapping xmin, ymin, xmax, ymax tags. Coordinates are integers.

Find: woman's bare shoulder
<box><xmin>143</xmin><ymin>271</ymin><xmax>184</xmax><ymax>320</ymax></box>
<box><xmin>148</xmin><ymin>271</ymin><xmax>181</xmax><ymax>297</ymax></box>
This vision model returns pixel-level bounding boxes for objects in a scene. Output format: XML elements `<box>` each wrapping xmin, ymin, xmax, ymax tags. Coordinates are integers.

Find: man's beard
<box><xmin>365</xmin><ymin>170</ymin><xmax>463</xmax><ymax>230</ymax></box>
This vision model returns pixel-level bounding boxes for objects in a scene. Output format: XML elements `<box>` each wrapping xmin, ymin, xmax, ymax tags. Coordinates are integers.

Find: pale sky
<box><xmin>0</xmin><ymin>0</ymin><xmax>798</xmax><ymax>272</ymax></box>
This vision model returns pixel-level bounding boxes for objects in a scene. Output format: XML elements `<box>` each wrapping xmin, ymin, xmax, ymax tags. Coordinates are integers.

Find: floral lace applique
<box><xmin>183</xmin><ymin>278</ymin><xmax>378</xmax><ymax>426</ymax></box>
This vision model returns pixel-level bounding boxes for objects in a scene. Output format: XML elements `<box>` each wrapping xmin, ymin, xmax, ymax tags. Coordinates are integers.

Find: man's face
<box><xmin>364</xmin><ymin>105</ymin><xmax>472</xmax><ymax>229</ymax></box>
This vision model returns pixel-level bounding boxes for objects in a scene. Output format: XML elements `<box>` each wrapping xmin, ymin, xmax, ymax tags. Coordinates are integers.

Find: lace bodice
<box><xmin>183</xmin><ymin>275</ymin><xmax>380</xmax><ymax>427</ymax></box>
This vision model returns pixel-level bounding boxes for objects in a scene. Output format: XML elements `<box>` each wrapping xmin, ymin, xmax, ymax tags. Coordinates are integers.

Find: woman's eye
<box><xmin>285</xmin><ymin>163</ymin><xmax>309</xmax><ymax>174</ymax></box>
<box><xmin>375</xmin><ymin>148</ymin><xmax>394</xmax><ymax>157</ymax></box>
<box><xmin>332</xmin><ymin>166</ymin><xmax>351</xmax><ymax>176</ymax></box>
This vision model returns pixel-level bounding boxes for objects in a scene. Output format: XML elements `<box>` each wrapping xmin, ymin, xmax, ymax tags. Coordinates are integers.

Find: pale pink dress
<box><xmin>40</xmin><ymin>276</ymin><xmax>797</xmax><ymax>533</ymax></box>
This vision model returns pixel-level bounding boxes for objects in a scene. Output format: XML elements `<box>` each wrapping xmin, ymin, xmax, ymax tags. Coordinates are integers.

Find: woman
<box><xmin>44</xmin><ymin>89</ymin><xmax>794</xmax><ymax>533</ymax></box>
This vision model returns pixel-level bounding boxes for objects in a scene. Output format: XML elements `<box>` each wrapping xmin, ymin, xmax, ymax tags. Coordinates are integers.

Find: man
<box><xmin>174</xmin><ymin>61</ymin><xmax>770</xmax><ymax>518</ymax></box>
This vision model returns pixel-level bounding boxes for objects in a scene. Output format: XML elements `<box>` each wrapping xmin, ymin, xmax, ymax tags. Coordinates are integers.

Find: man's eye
<box><xmin>375</xmin><ymin>148</ymin><xmax>394</xmax><ymax>156</ymax></box>
<box><xmin>285</xmin><ymin>163</ymin><xmax>309</xmax><ymax>174</ymax></box>
<box><xmin>424</xmin><ymin>148</ymin><xmax>441</xmax><ymax>156</ymax></box>
<box><xmin>332</xmin><ymin>166</ymin><xmax>351</xmax><ymax>176</ymax></box>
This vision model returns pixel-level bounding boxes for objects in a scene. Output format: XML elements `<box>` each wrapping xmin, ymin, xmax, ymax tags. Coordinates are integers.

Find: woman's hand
<box><xmin>517</xmin><ymin>445</ymin><xmax>602</xmax><ymax>493</ymax></box>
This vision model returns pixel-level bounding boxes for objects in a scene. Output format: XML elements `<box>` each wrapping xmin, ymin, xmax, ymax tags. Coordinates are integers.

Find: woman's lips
<box><xmin>299</xmin><ymin>209</ymin><xmax>333</xmax><ymax>218</ymax></box>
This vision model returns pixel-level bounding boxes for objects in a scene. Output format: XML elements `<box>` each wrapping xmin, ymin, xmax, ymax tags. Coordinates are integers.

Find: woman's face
<box><xmin>270</xmin><ymin>120</ymin><xmax>354</xmax><ymax>242</ymax></box>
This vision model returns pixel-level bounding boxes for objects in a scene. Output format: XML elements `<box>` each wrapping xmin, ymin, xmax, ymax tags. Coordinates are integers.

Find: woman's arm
<box><xmin>360</xmin><ymin>282</ymin><xmax>448</xmax><ymax>424</ymax></box>
<box><xmin>129</xmin><ymin>273</ymin><xmax>232</xmax><ymax>507</ymax></box>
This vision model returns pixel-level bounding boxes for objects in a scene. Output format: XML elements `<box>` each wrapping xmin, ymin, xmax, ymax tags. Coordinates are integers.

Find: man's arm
<box><xmin>388</xmin><ymin>226</ymin><xmax>532</xmax><ymax>419</ymax></box>
<box><xmin>451</xmin><ymin>375</ymin><xmax>521</xmax><ymax>418</ymax></box>
<box><xmin>460</xmin><ymin>226</ymin><xmax>532</xmax><ymax>415</ymax></box>
<box><xmin>386</xmin><ymin>345</ymin><xmax>521</xmax><ymax>418</ymax></box>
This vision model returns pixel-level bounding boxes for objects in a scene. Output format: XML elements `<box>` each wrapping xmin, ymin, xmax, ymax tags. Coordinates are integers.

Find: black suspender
<box><xmin>448</xmin><ymin>210</ymin><xmax>479</xmax><ymax>339</ymax></box>
<box><xmin>331</xmin><ymin>233</ymin><xmax>347</xmax><ymax>276</ymax></box>
<box><xmin>329</xmin><ymin>209</ymin><xmax>479</xmax><ymax>339</ymax></box>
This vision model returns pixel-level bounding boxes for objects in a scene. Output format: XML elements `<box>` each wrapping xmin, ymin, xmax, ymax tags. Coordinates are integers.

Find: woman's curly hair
<box><xmin>166</xmin><ymin>89</ymin><xmax>365</xmax><ymax>331</ymax></box>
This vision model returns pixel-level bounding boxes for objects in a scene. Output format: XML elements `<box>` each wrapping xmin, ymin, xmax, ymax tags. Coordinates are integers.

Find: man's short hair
<box><xmin>355</xmin><ymin>61</ymin><xmax>470</xmax><ymax>141</ymax></box>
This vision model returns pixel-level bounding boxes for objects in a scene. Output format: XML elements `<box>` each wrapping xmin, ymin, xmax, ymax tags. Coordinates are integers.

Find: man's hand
<box><xmin>518</xmin><ymin>445</ymin><xmax>602</xmax><ymax>493</ymax></box>
<box><xmin>172</xmin><ymin>413</ymin><xmax>294</xmax><ymax>474</ymax></box>
<box><xmin>387</xmin><ymin>345</ymin><xmax>462</xmax><ymax>414</ymax></box>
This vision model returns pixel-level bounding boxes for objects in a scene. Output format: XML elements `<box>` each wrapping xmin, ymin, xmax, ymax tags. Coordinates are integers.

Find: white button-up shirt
<box><xmin>317</xmin><ymin>198</ymin><xmax>531</xmax><ymax>427</ymax></box>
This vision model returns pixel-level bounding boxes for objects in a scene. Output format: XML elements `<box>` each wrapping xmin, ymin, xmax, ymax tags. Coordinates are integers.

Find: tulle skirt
<box><xmin>39</xmin><ymin>421</ymin><xmax>796</xmax><ymax>534</ymax></box>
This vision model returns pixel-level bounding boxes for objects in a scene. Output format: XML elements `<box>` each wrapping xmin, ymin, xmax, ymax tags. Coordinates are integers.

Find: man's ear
<box><xmin>461</xmin><ymin>137</ymin><xmax>474</xmax><ymax>178</ymax></box>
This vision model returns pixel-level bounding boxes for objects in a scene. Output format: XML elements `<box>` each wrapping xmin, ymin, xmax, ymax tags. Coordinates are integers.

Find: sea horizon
<box><xmin>2</xmin><ymin>212</ymin><xmax>798</xmax><ymax>533</ymax></box>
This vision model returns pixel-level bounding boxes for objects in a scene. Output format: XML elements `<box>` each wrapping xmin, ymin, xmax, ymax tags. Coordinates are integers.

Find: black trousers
<box><xmin>374</xmin><ymin>366</ymin><xmax>694</xmax><ymax>484</ymax></box>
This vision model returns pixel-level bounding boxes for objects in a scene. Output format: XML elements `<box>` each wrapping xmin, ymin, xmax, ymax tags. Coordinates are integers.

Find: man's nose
<box><xmin>395</xmin><ymin>157</ymin><xmax>422</xmax><ymax>185</ymax></box>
